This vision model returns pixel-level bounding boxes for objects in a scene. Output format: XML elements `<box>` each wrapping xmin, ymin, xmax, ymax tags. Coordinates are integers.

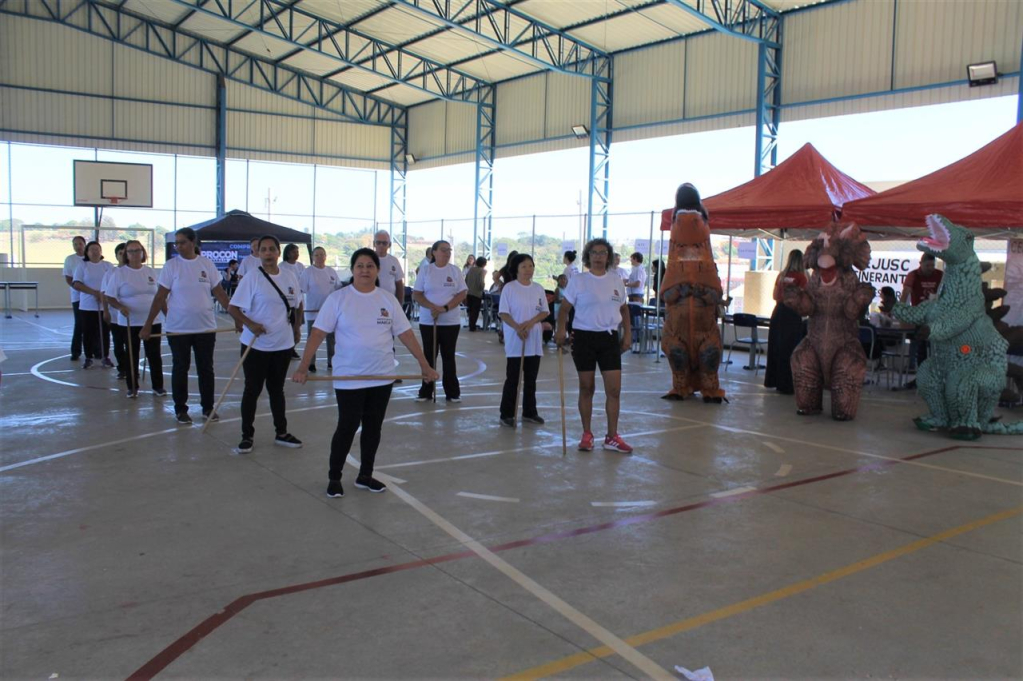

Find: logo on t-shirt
<box><xmin>200</xmin><ymin>271</ymin><xmax>208</xmax><ymax>280</ymax></box>
<box><xmin>147</xmin><ymin>276</ymin><xmax>155</xmax><ymax>284</ymax></box>
<box><xmin>287</xmin><ymin>287</ymin><xmax>295</xmax><ymax>295</ymax></box>
<box><xmin>380</xmin><ymin>308</ymin><xmax>389</xmax><ymax>317</ymax></box>
<box><xmin>329</xmin><ymin>277</ymin><xmax>336</xmax><ymax>284</ymax></box>
<box><xmin>446</xmin><ymin>276</ymin><xmax>453</xmax><ymax>282</ymax></box>
<box><xmin>391</xmin><ymin>266</ymin><xmax>396</xmax><ymax>272</ymax></box>
<box><xmin>613</xmin><ymin>289</ymin><xmax>620</xmax><ymax>297</ymax></box>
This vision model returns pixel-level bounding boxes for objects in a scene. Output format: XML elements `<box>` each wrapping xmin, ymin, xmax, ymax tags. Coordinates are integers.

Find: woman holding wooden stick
<box><xmin>293</xmin><ymin>248</ymin><xmax>438</xmax><ymax>498</ymax></box>
<box><xmin>498</xmin><ymin>253</ymin><xmax>550</xmax><ymax>427</ymax></box>
<box><xmin>72</xmin><ymin>241</ymin><xmax>114</xmax><ymax>370</ymax></box>
<box><xmin>141</xmin><ymin>227</ymin><xmax>232</xmax><ymax>425</ymax></box>
<box><xmin>104</xmin><ymin>240</ymin><xmax>166</xmax><ymax>398</ymax></box>
<box><xmin>412</xmin><ymin>239</ymin><xmax>467</xmax><ymax>403</ymax></box>
<box><xmin>227</xmin><ymin>235</ymin><xmax>304</xmax><ymax>454</ymax></box>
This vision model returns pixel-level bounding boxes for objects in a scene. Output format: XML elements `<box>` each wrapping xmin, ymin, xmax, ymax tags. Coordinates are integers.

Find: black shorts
<box><xmin>572</xmin><ymin>329</ymin><xmax>621</xmax><ymax>373</ymax></box>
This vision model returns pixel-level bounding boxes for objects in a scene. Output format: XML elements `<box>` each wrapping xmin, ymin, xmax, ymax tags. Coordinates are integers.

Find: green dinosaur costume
<box><xmin>892</xmin><ymin>215</ymin><xmax>1023</xmax><ymax>439</ymax></box>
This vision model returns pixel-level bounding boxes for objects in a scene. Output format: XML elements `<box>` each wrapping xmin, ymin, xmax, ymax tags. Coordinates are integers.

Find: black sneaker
<box><xmin>203</xmin><ymin>410</ymin><xmax>219</xmax><ymax>423</ymax></box>
<box><xmin>308</xmin><ymin>364</ymin><xmax>317</xmax><ymax>373</ymax></box>
<box><xmin>176</xmin><ymin>412</ymin><xmax>193</xmax><ymax>425</ymax></box>
<box><xmin>326</xmin><ymin>481</ymin><xmax>345</xmax><ymax>498</ymax></box>
<box><xmin>499</xmin><ymin>417</ymin><xmax>515</xmax><ymax>427</ymax></box>
<box><xmin>117</xmin><ymin>371</ymin><xmax>126</xmax><ymax>380</ymax></box>
<box><xmin>393</xmin><ymin>378</ymin><xmax>403</xmax><ymax>384</ymax></box>
<box><xmin>274</xmin><ymin>433</ymin><xmax>303</xmax><ymax>448</ymax></box>
<box><xmin>291</xmin><ymin>350</ymin><xmax>301</xmax><ymax>359</ymax></box>
<box><xmin>237</xmin><ymin>438</ymin><xmax>253</xmax><ymax>454</ymax></box>
<box><xmin>82</xmin><ymin>359</ymin><xmax>94</xmax><ymax>370</ymax></box>
<box><xmin>70</xmin><ymin>355</ymin><xmax>80</xmax><ymax>362</ymax></box>
<box><xmin>415</xmin><ymin>396</ymin><xmax>430</xmax><ymax>402</ymax></box>
<box><xmin>153</xmin><ymin>389</ymin><xmax>167</xmax><ymax>397</ymax></box>
<box><xmin>523</xmin><ymin>414</ymin><xmax>545</xmax><ymax>425</ymax></box>
<box><xmin>354</xmin><ymin>476</ymin><xmax>387</xmax><ymax>493</ymax></box>
<box><xmin>446</xmin><ymin>397</ymin><xmax>462</xmax><ymax>403</ymax></box>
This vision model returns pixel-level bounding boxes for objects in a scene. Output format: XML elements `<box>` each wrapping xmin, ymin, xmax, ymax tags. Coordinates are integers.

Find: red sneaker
<box><xmin>603</xmin><ymin>433</ymin><xmax>633</xmax><ymax>453</ymax></box>
<box><xmin>578</xmin><ymin>431</ymin><xmax>594</xmax><ymax>452</ymax></box>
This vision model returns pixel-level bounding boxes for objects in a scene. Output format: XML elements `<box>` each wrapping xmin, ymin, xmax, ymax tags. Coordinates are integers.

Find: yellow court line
<box><xmin>502</xmin><ymin>505</ymin><xmax>1023</xmax><ymax>681</ymax></box>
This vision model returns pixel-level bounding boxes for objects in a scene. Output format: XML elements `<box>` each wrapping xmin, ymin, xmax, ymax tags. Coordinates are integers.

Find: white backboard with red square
<box><xmin>73</xmin><ymin>160</ymin><xmax>153</xmax><ymax>207</ymax></box>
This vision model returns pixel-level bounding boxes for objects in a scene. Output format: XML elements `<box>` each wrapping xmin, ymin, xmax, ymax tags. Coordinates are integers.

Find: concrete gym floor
<box><xmin>1</xmin><ymin>310</ymin><xmax>1021</xmax><ymax>680</ymax></box>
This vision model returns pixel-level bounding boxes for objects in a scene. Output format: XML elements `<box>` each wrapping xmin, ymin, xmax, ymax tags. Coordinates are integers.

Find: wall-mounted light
<box><xmin>571</xmin><ymin>124</ymin><xmax>589</xmax><ymax>139</ymax></box>
<box><xmin>966</xmin><ymin>61</ymin><xmax>998</xmax><ymax>87</ymax></box>
<box><xmin>405</xmin><ymin>153</ymin><xmax>416</xmax><ymax>164</ymax></box>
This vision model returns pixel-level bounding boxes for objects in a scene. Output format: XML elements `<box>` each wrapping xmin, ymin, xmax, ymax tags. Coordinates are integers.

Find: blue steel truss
<box><xmin>587</xmin><ymin>58</ymin><xmax>613</xmax><ymax>239</ymax></box>
<box><xmin>161</xmin><ymin>0</ymin><xmax>488</xmax><ymax>103</ymax></box>
<box><xmin>474</xmin><ymin>86</ymin><xmax>496</xmax><ymax>258</ymax></box>
<box><xmin>664</xmin><ymin>0</ymin><xmax>781</xmax><ymax>48</ymax></box>
<box><xmin>390</xmin><ymin>111</ymin><xmax>409</xmax><ymax>260</ymax></box>
<box><xmin>0</xmin><ymin>0</ymin><xmax>404</xmax><ymax>127</ymax></box>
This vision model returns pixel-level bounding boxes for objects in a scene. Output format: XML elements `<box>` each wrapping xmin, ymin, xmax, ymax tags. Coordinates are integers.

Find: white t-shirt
<box><xmin>377</xmin><ymin>253</ymin><xmax>405</xmax><ymax>299</ymax></box>
<box><xmin>100</xmin><ymin>270</ymin><xmax>124</xmax><ymax>325</ymax></box>
<box><xmin>105</xmin><ymin>265</ymin><xmax>163</xmax><ymax>326</ymax></box>
<box><xmin>627</xmin><ymin>265</ymin><xmax>647</xmax><ymax>297</ymax></box>
<box><xmin>417</xmin><ymin>257</ymin><xmax>431</xmax><ymax>274</ymax></box>
<box><xmin>300</xmin><ymin>265</ymin><xmax>340</xmax><ymax>320</ymax></box>
<box><xmin>563</xmin><ymin>264</ymin><xmax>580</xmax><ymax>282</ymax></box>
<box><xmin>63</xmin><ymin>253</ymin><xmax>82</xmax><ymax>303</ymax></box>
<box><xmin>157</xmin><ymin>255</ymin><xmax>221</xmax><ymax>333</ymax></box>
<box><xmin>563</xmin><ymin>271</ymin><xmax>625</xmax><ymax>332</ymax></box>
<box><xmin>499</xmin><ymin>280</ymin><xmax>547</xmax><ymax>358</ymax></box>
<box><xmin>73</xmin><ymin>260</ymin><xmax>114</xmax><ymax>312</ymax></box>
<box><xmin>237</xmin><ymin>254</ymin><xmax>261</xmax><ymax>278</ymax></box>
<box><xmin>616</xmin><ymin>267</ymin><xmax>630</xmax><ymax>286</ymax></box>
<box><xmin>280</xmin><ymin>260</ymin><xmax>305</xmax><ymax>278</ymax></box>
<box><xmin>313</xmin><ymin>286</ymin><xmax>412</xmax><ymax>390</ymax></box>
<box><xmin>231</xmin><ymin>268</ymin><xmax>301</xmax><ymax>352</ymax></box>
<box><xmin>414</xmin><ymin>263</ymin><xmax>467</xmax><ymax>326</ymax></box>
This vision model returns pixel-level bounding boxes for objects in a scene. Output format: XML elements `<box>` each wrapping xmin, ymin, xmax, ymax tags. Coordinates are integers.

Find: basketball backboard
<box><xmin>73</xmin><ymin>160</ymin><xmax>153</xmax><ymax>207</ymax></box>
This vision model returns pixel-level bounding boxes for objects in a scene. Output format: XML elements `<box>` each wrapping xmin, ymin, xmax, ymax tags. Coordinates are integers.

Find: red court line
<box><xmin>125</xmin><ymin>444</ymin><xmax>1002</xmax><ymax>680</ymax></box>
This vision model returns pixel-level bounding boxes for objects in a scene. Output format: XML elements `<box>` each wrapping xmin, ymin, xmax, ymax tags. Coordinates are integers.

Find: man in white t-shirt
<box><xmin>236</xmin><ymin>237</ymin><xmax>262</xmax><ymax>278</ymax></box>
<box><xmin>141</xmin><ymin>227</ymin><xmax>233</xmax><ymax>425</ymax></box>
<box><xmin>62</xmin><ymin>235</ymin><xmax>87</xmax><ymax>360</ymax></box>
<box><xmin>626</xmin><ymin>252</ymin><xmax>647</xmax><ymax>303</ymax></box>
<box><xmin>373</xmin><ymin>230</ymin><xmax>405</xmax><ymax>303</ymax></box>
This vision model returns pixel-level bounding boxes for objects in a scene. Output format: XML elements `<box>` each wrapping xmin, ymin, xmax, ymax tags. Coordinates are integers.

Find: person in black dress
<box><xmin>764</xmin><ymin>249</ymin><xmax>807</xmax><ymax>394</ymax></box>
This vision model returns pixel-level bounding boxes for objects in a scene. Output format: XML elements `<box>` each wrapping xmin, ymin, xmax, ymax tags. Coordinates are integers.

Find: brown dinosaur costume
<box><xmin>659</xmin><ymin>209</ymin><xmax>726</xmax><ymax>402</ymax></box>
<box><xmin>784</xmin><ymin>223</ymin><xmax>874</xmax><ymax>420</ymax></box>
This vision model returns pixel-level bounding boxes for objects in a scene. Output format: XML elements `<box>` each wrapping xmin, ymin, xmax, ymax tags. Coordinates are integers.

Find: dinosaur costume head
<box><xmin>804</xmin><ymin>222</ymin><xmax>871</xmax><ymax>286</ymax></box>
<box><xmin>917</xmin><ymin>213</ymin><xmax>975</xmax><ymax>265</ymax></box>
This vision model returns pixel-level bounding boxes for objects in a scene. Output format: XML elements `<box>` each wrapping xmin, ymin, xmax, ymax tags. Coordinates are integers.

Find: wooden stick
<box><xmin>301</xmin><ymin>374</ymin><xmax>424</xmax><ymax>382</ymax></box>
<box><xmin>432</xmin><ymin>319</ymin><xmax>438</xmax><ymax>404</ymax></box>
<box><xmin>152</xmin><ymin>327</ymin><xmax>236</xmax><ymax>338</ymax></box>
<box><xmin>511</xmin><ymin>340</ymin><xmax>525</xmax><ymax>425</ymax></box>
<box><xmin>558</xmin><ymin>343</ymin><xmax>567</xmax><ymax>457</ymax></box>
<box><xmin>142</xmin><ymin>353</ymin><xmax>147</xmax><ymax>385</ymax></box>
<box><xmin>125</xmin><ymin>313</ymin><xmax>135</xmax><ymax>394</ymax></box>
<box><xmin>201</xmin><ymin>343</ymin><xmax>253</xmax><ymax>435</ymax></box>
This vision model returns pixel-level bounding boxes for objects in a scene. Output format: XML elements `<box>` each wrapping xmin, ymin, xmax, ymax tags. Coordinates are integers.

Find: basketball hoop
<box><xmin>108</xmin><ymin>197</ymin><xmax>121</xmax><ymax>205</ymax></box>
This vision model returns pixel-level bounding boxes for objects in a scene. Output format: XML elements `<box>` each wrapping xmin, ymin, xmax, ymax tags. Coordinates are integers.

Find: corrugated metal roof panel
<box><xmin>370</xmin><ymin>84</ymin><xmax>437</xmax><ymax>106</ymax></box>
<box><xmin>328</xmin><ymin>68</ymin><xmax>398</xmax><ymax>93</ymax></box>
<box><xmin>635</xmin><ymin>4</ymin><xmax>719</xmax><ymax>37</ymax></box>
<box><xmin>0</xmin><ymin>14</ymin><xmax>112</xmax><ymax>95</ymax></box>
<box><xmin>295</xmin><ymin>0</ymin><xmax>390</xmax><ymax>26</ymax></box>
<box><xmin>114</xmin><ymin>44</ymin><xmax>215</xmax><ymax>106</ymax></box>
<box><xmin>230</xmin><ymin>33</ymin><xmax>302</xmax><ymax>61</ymax></box>
<box><xmin>228</xmin><ymin>111</ymin><xmax>314</xmax><ymax>155</ymax></box>
<box><xmin>683</xmin><ymin>31</ymin><xmax>758</xmax><ymax>118</ymax></box>
<box><xmin>894</xmin><ymin>0</ymin><xmax>1023</xmax><ymax>89</ymax></box>
<box><xmin>399</xmin><ymin>27</ymin><xmax>497</xmax><ymax>65</ymax></box>
<box><xmin>612</xmin><ymin>110</ymin><xmax>756</xmax><ymax>144</ymax></box>
<box><xmin>495</xmin><ymin>74</ymin><xmax>547</xmax><ymax>146</ymax></box>
<box><xmin>280</xmin><ymin>51</ymin><xmax>345</xmax><ymax>77</ymax></box>
<box><xmin>227</xmin><ymin>81</ymin><xmax>318</xmax><ymax>117</ymax></box>
<box><xmin>409</xmin><ymin>100</ymin><xmax>447</xmax><ymax>159</ymax></box>
<box><xmin>354</xmin><ymin>6</ymin><xmax>445</xmax><ymax>44</ymax></box>
<box><xmin>121</xmin><ymin>0</ymin><xmax>191</xmax><ymax>25</ymax></box>
<box><xmin>516</xmin><ymin>0</ymin><xmax>653</xmax><ymax>30</ymax></box>
<box><xmin>613</xmin><ymin>40</ymin><xmax>686</xmax><ymax>128</ymax></box>
<box><xmin>455</xmin><ymin>52</ymin><xmax>540</xmax><ymax>81</ymax></box>
<box><xmin>544</xmin><ymin>72</ymin><xmax>590</xmax><ymax>139</ymax></box>
<box><xmin>314</xmin><ymin>116</ymin><xmax>390</xmax><ymax>161</ymax></box>
<box><xmin>445</xmin><ymin>101</ymin><xmax>478</xmax><ymax>155</ymax></box>
<box><xmin>570</xmin><ymin>12</ymin><xmax>677</xmax><ymax>52</ymax></box>
<box><xmin>782</xmin><ymin>0</ymin><xmax>894</xmax><ymax>104</ymax></box>
<box><xmin>116</xmin><ymin>101</ymin><xmax>213</xmax><ymax>147</ymax></box>
<box><xmin>1</xmin><ymin>88</ymin><xmax>112</xmax><ymax>139</ymax></box>
<box><xmin>175</xmin><ymin>12</ymin><xmax>249</xmax><ymax>43</ymax></box>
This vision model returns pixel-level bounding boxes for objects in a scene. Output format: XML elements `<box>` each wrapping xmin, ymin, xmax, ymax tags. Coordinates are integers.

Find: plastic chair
<box><xmin>726</xmin><ymin>313</ymin><xmax>765</xmax><ymax>375</ymax></box>
<box><xmin>858</xmin><ymin>324</ymin><xmax>877</xmax><ymax>386</ymax></box>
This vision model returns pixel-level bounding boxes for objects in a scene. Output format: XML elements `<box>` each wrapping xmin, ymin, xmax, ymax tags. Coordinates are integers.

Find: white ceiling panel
<box><xmin>371</xmin><ymin>83</ymin><xmax>437</xmax><ymax>106</ymax></box>
<box><xmin>355</xmin><ymin>6</ymin><xmax>445</xmax><ymax>44</ymax></box>
<box><xmin>448</xmin><ymin>51</ymin><xmax>541</xmax><ymax>82</ymax></box>
<box><xmin>514</xmin><ymin>0</ymin><xmax>653</xmax><ymax>30</ymax></box>
<box><xmin>280</xmin><ymin>50</ymin><xmax>346</xmax><ymax>77</ymax></box>
<box><xmin>570</xmin><ymin>12</ymin><xmax>678</xmax><ymax>51</ymax></box>
<box><xmin>230</xmin><ymin>32</ymin><xmax>306</xmax><ymax>60</ymax></box>
<box><xmin>329</xmin><ymin>68</ymin><xmax>401</xmax><ymax>93</ymax></box>
<box><xmin>176</xmin><ymin>12</ymin><xmax>249</xmax><ymax>43</ymax></box>
<box><xmin>297</xmin><ymin>0</ymin><xmax>389</xmax><ymax>25</ymax></box>
<box><xmin>635</xmin><ymin>3</ymin><xmax>716</xmax><ymax>38</ymax></box>
<box><xmin>406</xmin><ymin>30</ymin><xmax>497</xmax><ymax>64</ymax></box>
<box><xmin>122</xmin><ymin>0</ymin><xmax>191</xmax><ymax>25</ymax></box>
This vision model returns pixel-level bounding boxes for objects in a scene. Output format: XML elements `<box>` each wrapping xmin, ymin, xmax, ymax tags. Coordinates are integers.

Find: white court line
<box><xmin>590</xmin><ymin>501</ymin><xmax>656</xmax><ymax>508</ymax></box>
<box><xmin>711</xmin><ymin>486</ymin><xmax>758</xmax><ymax>498</ymax></box>
<box><xmin>0</xmin><ymin>427</ymin><xmax>180</xmax><ymax>473</ymax></box>
<box><xmin>5</xmin><ymin>316</ymin><xmax>70</xmax><ymax>337</ymax></box>
<box><xmin>775</xmin><ymin>464</ymin><xmax>793</xmax><ymax>477</ymax></box>
<box><xmin>457</xmin><ymin>492</ymin><xmax>521</xmax><ymax>503</ymax></box>
<box><xmin>379</xmin><ymin>472</ymin><xmax>674</xmax><ymax>680</ymax></box>
<box><xmin>764</xmin><ymin>441</ymin><xmax>786</xmax><ymax>454</ymax></box>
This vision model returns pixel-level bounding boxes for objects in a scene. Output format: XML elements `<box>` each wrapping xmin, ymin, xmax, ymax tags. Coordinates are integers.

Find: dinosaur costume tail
<box><xmin>981</xmin><ymin>420</ymin><xmax>1023</xmax><ymax>435</ymax></box>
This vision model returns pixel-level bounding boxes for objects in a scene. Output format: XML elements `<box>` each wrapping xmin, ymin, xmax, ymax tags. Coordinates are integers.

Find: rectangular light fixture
<box><xmin>571</xmin><ymin>124</ymin><xmax>589</xmax><ymax>139</ymax></box>
<box><xmin>966</xmin><ymin>61</ymin><xmax>997</xmax><ymax>87</ymax></box>
<box><xmin>405</xmin><ymin>153</ymin><xmax>416</xmax><ymax>164</ymax></box>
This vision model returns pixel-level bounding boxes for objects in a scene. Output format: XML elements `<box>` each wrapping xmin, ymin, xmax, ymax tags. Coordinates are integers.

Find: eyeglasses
<box><xmin>590</xmin><ymin>250</ymin><xmax>609</xmax><ymax>256</ymax></box>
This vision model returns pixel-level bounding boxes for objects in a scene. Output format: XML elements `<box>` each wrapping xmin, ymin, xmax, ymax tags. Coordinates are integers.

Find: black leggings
<box><xmin>500</xmin><ymin>355</ymin><xmax>541</xmax><ymax>419</ymax></box>
<box><xmin>111</xmin><ymin>323</ymin><xmax>127</xmax><ymax>372</ymax></box>
<box><xmin>124</xmin><ymin>324</ymin><xmax>164</xmax><ymax>393</ymax></box>
<box><xmin>419</xmin><ymin>324</ymin><xmax>460</xmax><ymax>399</ymax></box>
<box><xmin>167</xmin><ymin>332</ymin><xmax>216</xmax><ymax>415</ymax></box>
<box><xmin>80</xmin><ymin>309</ymin><xmax>110</xmax><ymax>360</ymax></box>
<box><xmin>241</xmin><ymin>347</ymin><xmax>292</xmax><ymax>439</ymax></box>
<box><xmin>330</xmin><ymin>384</ymin><xmax>393</xmax><ymax>481</ymax></box>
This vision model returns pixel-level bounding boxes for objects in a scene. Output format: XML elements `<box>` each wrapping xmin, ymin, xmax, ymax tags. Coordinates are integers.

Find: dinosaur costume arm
<box><xmin>892</xmin><ymin>300</ymin><xmax>932</xmax><ymax>326</ymax></box>
<box><xmin>783</xmin><ymin>286</ymin><xmax>814</xmax><ymax>317</ymax></box>
<box><xmin>844</xmin><ymin>283</ymin><xmax>876</xmax><ymax>320</ymax></box>
<box><xmin>926</xmin><ymin>288</ymin><xmax>986</xmax><ymax>341</ymax></box>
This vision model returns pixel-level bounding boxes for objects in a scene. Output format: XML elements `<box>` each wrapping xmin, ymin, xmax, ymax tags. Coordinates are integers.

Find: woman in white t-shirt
<box><xmin>293</xmin><ymin>248</ymin><xmax>438</xmax><ymax>498</ymax></box>
<box><xmin>280</xmin><ymin>244</ymin><xmax>307</xmax><ymax>359</ymax></box>
<box><xmin>299</xmin><ymin>246</ymin><xmax>340</xmax><ymax>373</ymax></box>
<box><xmin>562</xmin><ymin>250</ymin><xmax>580</xmax><ymax>282</ymax></box>
<box><xmin>104</xmin><ymin>240</ymin><xmax>166</xmax><ymax>398</ymax></box>
<box><xmin>412</xmin><ymin>239</ymin><xmax>468</xmax><ymax>402</ymax></box>
<box><xmin>72</xmin><ymin>241</ymin><xmax>115</xmax><ymax>369</ymax></box>
<box><xmin>498</xmin><ymin>254</ymin><xmax>551</xmax><ymax>427</ymax></box>
<box><xmin>228</xmin><ymin>235</ymin><xmax>305</xmax><ymax>454</ymax></box>
<box><xmin>555</xmin><ymin>238</ymin><xmax>633</xmax><ymax>454</ymax></box>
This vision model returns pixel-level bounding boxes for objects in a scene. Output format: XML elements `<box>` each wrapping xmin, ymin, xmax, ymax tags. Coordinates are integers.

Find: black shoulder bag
<box><xmin>258</xmin><ymin>266</ymin><xmax>297</xmax><ymax>327</ymax></box>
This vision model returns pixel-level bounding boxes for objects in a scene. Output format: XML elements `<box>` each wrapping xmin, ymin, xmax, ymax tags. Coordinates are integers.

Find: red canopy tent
<box><xmin>841</xmin><ymin>123</ymin><xmax>1023</xmax><ymax>237</ymax></box>
<box><xmin>660</xmin><ymin>143</ymin><xmax>875</xmax><ymax>236</ymax></box>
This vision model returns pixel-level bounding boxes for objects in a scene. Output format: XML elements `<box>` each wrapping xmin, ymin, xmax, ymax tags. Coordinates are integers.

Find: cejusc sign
<box><xmin>858</xmin><ymin>253</ymin><xmax>918</xmax><ymax>297</ymax></box>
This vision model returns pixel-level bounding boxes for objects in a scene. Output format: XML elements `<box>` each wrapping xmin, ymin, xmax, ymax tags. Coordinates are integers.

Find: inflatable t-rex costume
<box><xmin>892</xmin><ymin>215</ymin><xmax>1023</xmax><ymax>439</ymax></box>
<box><xmin>784</xmin><ymin>223</ymin><xmax>874</xmax><ymax>420</ymax></box>
<box><xmin>659</xmin><ymin>209</ymin><xmax>726</xmax><ymax>402</ymax></box>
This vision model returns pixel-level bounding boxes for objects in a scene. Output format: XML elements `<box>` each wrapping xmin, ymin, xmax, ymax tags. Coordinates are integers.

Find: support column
<box><xmin>1017</xmin><ymin>30</ymin><xmax>1023</xmax><ymax>123</ymax></box>
<box><xmin>754</xmin><ymin>16</ymin><xmax>782</xmax><ymax>270</ymax></box>
<box><xmin>389</xmin><ymin>110</ymin><xmax>408</xmax><ymax>261</ymax></box>
<box><xmin>586</xmin><ymin>58</ymin><xmax>613</xmax><ymax>240</ymax></box>
<box><xmin>215</xmin><ymin>75</ymin><xmax>227</xmax><ymax>217</ymax></box>
<box><xmin>474</xmin><ymin>85</ymin><xmax>496</xmax><ymax>258</ymax></box>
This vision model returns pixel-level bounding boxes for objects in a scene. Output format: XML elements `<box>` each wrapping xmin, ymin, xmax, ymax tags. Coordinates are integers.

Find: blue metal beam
<box><xmin>474</xmin><ymin>86</ymin><xmax>496</xmax><ymax>258</ymax></box>
<box><xmin>754</xmin><ymin>16</ymin><xmax>782</xmax><ymax>176</ymax></box>
<box><xmin>0</xmin><ymin>0</ymin><xmax>404</xmax><ymax>127</ymax></box>
<box><xmin>587</xmin><ymin>58</ymin><xmax>613</xmax><ymax>240</ymax></box>
<box><xmin>390</xmin><ymin>111</ymin><xmax>409</xmax><ymax>260</ymax></box>
<box><xmin>215</xmin><ymin>74</ymin><xmax>227</xmax><ymax>216</ymax></box>
<box><xmin>162</xmin><ymin>0</ymin><xmax>488</xmax><ymax>102</ymax></box>
<box><xmin>663</xmin><ymin>0</ymin><xmax>780</xmax><ymax>47</ymax></box>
